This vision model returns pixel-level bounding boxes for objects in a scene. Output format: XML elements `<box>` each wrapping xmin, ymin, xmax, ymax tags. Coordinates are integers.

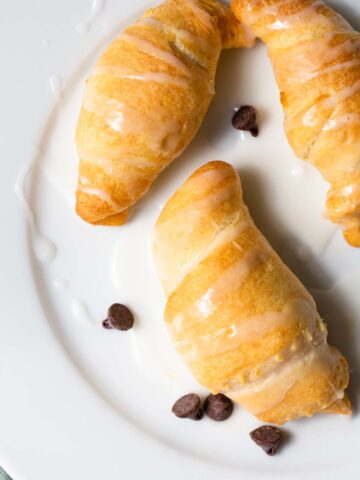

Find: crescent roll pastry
<box><xmin>231</xmin><ymin>0</ymin><xmax>360</xmax><ymax>247</ymax></box>
<box><xmin>75</xmin><ymin>0</ymin><xmax>255</xmax><ymax>226</ymax></box>
<box><xmin>153</xmin><ymin>161</ymin><xmax>350</xmax><ymax>424</ymax></box>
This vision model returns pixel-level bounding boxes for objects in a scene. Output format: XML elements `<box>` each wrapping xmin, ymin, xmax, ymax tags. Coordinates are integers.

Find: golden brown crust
<box><xmin>154</xmin><ymin>161</ymin><xmax>350</xmax><ymax>424</ymax></box>
<box><xmin>231</xmin><ymin>0</ymin><xmax>360</xmax><ymax>247</ymax></box>
<box><xmin>75</xmin><ymin>0</ymin><xmax>255</xmax><ymax>226</ymax></box>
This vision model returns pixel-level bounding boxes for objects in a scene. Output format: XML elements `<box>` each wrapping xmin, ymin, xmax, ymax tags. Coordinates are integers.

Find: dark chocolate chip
<box><xmin>102</xmin><ymin>319</ymin><xmax>113</xmax><ymax>329</ymax></box>
<box><xmin>107</xmin><ymin>304</ymin><xmax>134</xmax><ymax>331</ymax></box>
<box><xmin>172</xmin><ymin>394</ymin><xmax>202</xmax><ymax>420</ymax></box>
<box><xmin>249</xmin><ymin>125</ymin><xmax>259</xmax><ymax>137</ymax></box>
<box><xmin>204</xmin><ymin>393</ymin><xmax>234</xmax><ymax>421</ymax></box>
<box><xmin>232</xmin><ymin>105</ymin><xmax>259</xmax><ymax>137</ymax></box>
<box><xmin>192</xmin><ymin>408</ymin><xmax>204</xmax><ymax>421</ymax></box>
<box><xmin>250</xmin><ymin>426</ymin><xmax>282</xmax><ymax>456</ymax></box>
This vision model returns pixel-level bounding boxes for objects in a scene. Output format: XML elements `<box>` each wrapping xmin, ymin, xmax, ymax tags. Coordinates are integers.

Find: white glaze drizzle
<box><xmin>118</xmin><ymin>33</ymin><xmax>190</xmax><ymax>76</ymax></box>
<box><xmin>172</xmin><ymin>37</ymin><xmax>208</xmax><ymax>69</ymax></box>
<box><xmin>95</xmin><ymin>65</ymin><xmax>189</xmax><ymax>88</ymax></box>
<box><xmin>246</xmin><ymin>0</ymin><xmax>345</xmax><ymax>32</ymax></box>
<box><xmin>246</xmin><ymin>0</ymin><xmax>299</xmax><ymax>24</ymax></box>
<box><xmin>71</xmin><ymin>298</ymin><xmax>98</xmax><ymax>325</ymax></box>
<box><xmin>301</xmin><ymin>78</ymin><xmax>360</xmax><ymax>127</ymax></box>
<box><xmin>78</xmin><ymin>147</ymin><xmax>161</xmax><ymax>178</ymax></box>
<box><xmin>329</xmin><ymin>183</ymin><xmax>360</xmax><ymax>197</ymax></box>
<box><xmin>179</xmin><ymin>298</ymin><xmax>317</xmax><ymax>360</ymax></box>
<box><xmin>327</xmin><ymin>183</ymin><xmax>360</xmax><ymax>213</ymax></box>
<box><xmin>194</xmin><ymin>249</ymin><xmax>269</xmax><ymax>319</ymax></box>
<box><xmin>183</xmin><ymin>0</ymin><xmax>214</xmax><ymax>29</ymax></box>
<box><xmin>15</xmin><ymin>164</ymin><xmax>57</xmax><ymax>263</ymax></box>
<box><xmin>171</xmin><ymin>249</ymin><xmax>270</xmax><ymax>347</ymax></box>
<box><xmin>228</xmin><ymin>342</ymin><xmax>340</xmax><ymax>414</ymax></box>
<box><xmin>78</xmin><ymin>148</ymin><xmax>161</xmax><ymax>178</ymax></box>
<box><xmin>159</xmin><ymin>219</ymin><xmax>251</xmax><ymax>297</ymax></box>
<box><xmin>278</xmin><ymin>35</ymin><xmax>360</xmax><ymax>85</ymax></box>
<box><xmin>267</xmin><ymin>0</ymin><xmax>324</xmax><ymax>31</ymax></box>
<box><xmin>246</xmin><ymin>0</ymin><xmax>290</xmax><ymax>14</ymax></box>
<box><xmin>154</xmin><ymin>167</ymin><xmax>242</xmax><ymax>294</ymax></box>
<box><xmin>179</xmin><ymin>221</ymin><xmax>250</xmax><ymax>287</ymax></box>
<box><xmin>305</xmin><ymin>58</ymin><xmax>360</xmax><ymax>82</ymax></box>
<box><xmin>79</xmin><ymin>176</ymin><xmax>90</xmax><ymax>185</ymax></box>
<box><xmin>77</xmin><ymin>184</ymin><xmax>121</xmax><ymax>211</ymax></box>
<box><xmin>323</xmin><ymin>113</ymin><xmax>360</xmax><ymax>131</ymax></box>
<box><xmin>189</xmin><ymin>164</ymin><xmax>235</xmax><ymax>187</ymax></box>
<box><xmin>82</xmin><ymin>90</ymin><xmax>181</xmax><ymax>155</ymax></box>
<box><xmin>156</xmin><ymin>166</ymin><xmax>236</xmax><ymax>223</ymax></box>
<box><xmin>49</xmin><ymin>75</ymin><xmax>62</xmax><ymax>100</ymax></box>
<box><xmin>137</xmin><ymin>17</ymin><xmax>211</xmax><ymax>53</ymax></box>
<box><xmin>322</xmin><ymin>79</ymin><xmax>360</xmax><ymax>108</ymax></box>
<box><xmin>158</xmin><ymin>183</ymin><xmax>234</xmax><ymax>236</ymax></box>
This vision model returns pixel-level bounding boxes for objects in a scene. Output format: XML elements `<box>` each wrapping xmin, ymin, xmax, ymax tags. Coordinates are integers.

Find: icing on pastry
<box><xmin>154</xmin><ymin>161</ymin><xmax>350</xmax><ymax>424</ymax></box>
<box><xmin>75</xmin><ymin>0</ymin><xmax>254</xmax><ymax>225</ymax></box>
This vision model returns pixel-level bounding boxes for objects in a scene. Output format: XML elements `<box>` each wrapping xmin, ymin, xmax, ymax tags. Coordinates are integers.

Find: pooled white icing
<box><xmin>76</xmin><ymin>0</ymin><xmax>105</xmax><ymax>34</ymax></box>
<box><xmin>49</xmin><ymin>75</ymin><xmax>62</xmax><ymax>100</ymax></box>
<box><xmin>53</xmin><ymin>278</ymin><xmax>69</xmax><ymax>291</ymax></box>
<box><xmin>42</xmin><ymin>37</ymin><xmax>50</xmax><ymax>48</ymax></box>
<box><xmin>15</xmin><ymin>164</ymin><xmax>57</xmax><ymax>263</ymax></box>
<box><xmin>71</xmin><ymin>298</ymin><xmax>98</xmax><ymax>325</ymax></box>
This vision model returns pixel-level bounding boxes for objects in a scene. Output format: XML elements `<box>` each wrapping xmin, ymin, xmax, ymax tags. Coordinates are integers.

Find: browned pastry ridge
<box><xmin>232</xmin><ymin>0</ymin><xmax>360</xmax><ymax>247</ymax></box>
<box><xmin>75</xmin><ymin>0</ymin><xmax>255</xmax><ymax>225</ymax></box>
<box><xmin>153</xmin><ymin>161</ymin><xmax>350</xmax><ymax>424</ymax></box>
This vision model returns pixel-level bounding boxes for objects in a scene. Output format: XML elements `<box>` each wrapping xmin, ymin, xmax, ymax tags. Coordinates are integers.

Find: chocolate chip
<box><xmin>102</xmin><ymin>319</ymin><xmax>113</xmax><ymax>329</ymax></box>
<box><xmin>249</xmin><ymin>125</ymin><xmax>259</xmax><ymax>137</ymax></box>
<box><xmin>250</xmin><ymin>426</ymin><xmax>282</xmax><ymax>456</ymax></box>
<box><xmin>106</xmin><ymin>304</ymin><xmax>134</xmax><ymax>331</ymax></box>
<box><xmin>172</xmin><ymin>394</ymin><xmax>202</xmax><ymax>420</ymax></box>
<box><xmin>192</xmin><ymin>408</ymin><xmax>204</xmax><ymax>421</ymax></box>
<box><xmin>232</xmin><ymin>105</ymin><xmax>259</xmax><ymax>137</ymax></box>
<box><xmin>204</xmin><ymin>393</ymin><xmax>234</xmax><ymax>421</ymax></box>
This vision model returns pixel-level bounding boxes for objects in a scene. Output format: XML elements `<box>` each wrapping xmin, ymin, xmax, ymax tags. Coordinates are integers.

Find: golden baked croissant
<box><xmin>75</xmin><ymin>0</ymin><xmax>255</xmax><ymax>226</ymax></box>
<box><xmin>231</xmin><ymin>0</ymin><xmax>360</xmax><ymax>247</ymax></box>
<box><xmin>153</xmin><ymin>161</ymin><xmax>350</xmax><ymax>424</ymax></box>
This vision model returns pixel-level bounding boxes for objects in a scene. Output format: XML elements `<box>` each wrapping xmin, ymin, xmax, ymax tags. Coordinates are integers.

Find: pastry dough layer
<box><xmin>153</xmin><ymin>161</ymin><xmax>350</xmax><ymax>424</ymax></box>
<box><xmin>75</xmin><ymin>0</ymin><xmax>255</xmax><ymax>225</ymax></box>
<box><xmin>232</xmin><ymin>0</ymin><xmax>360</xmax><ymax>246</ymax></box>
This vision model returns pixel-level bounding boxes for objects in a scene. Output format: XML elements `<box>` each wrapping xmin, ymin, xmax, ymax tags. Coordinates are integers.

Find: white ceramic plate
<box><xmin>1</xmin><ymin>1</ymin><xmax>359</xmax><ymax>478</ymax></box>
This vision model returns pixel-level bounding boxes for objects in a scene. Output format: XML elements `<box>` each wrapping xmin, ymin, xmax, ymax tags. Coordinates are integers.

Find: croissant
<box><xmin>153</xmin><ymin>161</ymin><xmax>350</xmax><ymax>424</ymax></box>
<box><xmin>75</xmin><ymin>0</ymin><xmax>255</xmax><ymax>226</ymax></box>
<box><xmin>231</xmin><ymin>0</ymin><xmax>360</xmax><ymax>247</ymax></box>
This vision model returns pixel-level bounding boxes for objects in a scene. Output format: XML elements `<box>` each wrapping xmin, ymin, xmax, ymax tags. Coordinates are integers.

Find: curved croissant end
<box><xmin>153</xmin><ymin>161</ymin><xmax>350</xmax><ymax>424</ymax></box>
<box><xmin>231</xmin><ymin>0</ymin><xmax>360</xmax><ymax>246</ymax></box>
<box><xmin>75</xmin><ymin>0</ymin><xmax>255</xmax><ymax>226</ymax></box>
